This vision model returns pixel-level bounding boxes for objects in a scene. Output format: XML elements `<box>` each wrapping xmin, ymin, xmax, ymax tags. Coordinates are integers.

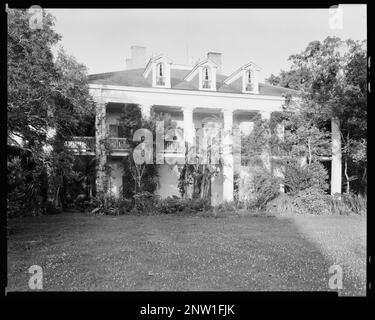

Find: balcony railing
<box><xmin>164</xmin><ymin>140</ymin><xmax>184</xmax><ymax>154</ymax></box>
<box><xmin>108</xmin><ymin>137</ymin><xmax>129</xmax><ymax>151</ymax></box>
<box><xmin>65</xmin><ymin>136</ymin><xmax>95</xmax><ymax>154</ymax></box>
<box><xmin>66</xmin><ymin>137</ymin><xmax>130</xmax><ymax>154</ymax></box>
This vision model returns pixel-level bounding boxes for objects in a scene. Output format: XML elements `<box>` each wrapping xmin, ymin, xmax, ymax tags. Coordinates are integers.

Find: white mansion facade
<box><xmin>70</xmin><ymin>46</ymin><xmax>342</xmax><ymax>205</ymax></box>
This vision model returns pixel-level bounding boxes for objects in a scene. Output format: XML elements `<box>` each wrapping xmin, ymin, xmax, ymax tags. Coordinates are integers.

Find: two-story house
<box><xmin>68</xmin><ymin>46</ymin><xmax>342</xmax><ymax>205</ymax></box>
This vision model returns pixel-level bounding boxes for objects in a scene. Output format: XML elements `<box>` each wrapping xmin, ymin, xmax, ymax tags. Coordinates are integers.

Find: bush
<box><xmin>133</xmin><ymin>191</ymin><xmax>160</xmax><ymax>213</ymax></box>
<box><xmin>156</xmin><ymin>197</ymin><xmax>211</xmax><ymax>214</ymax></box>
<box><xmin>291</xmin><ymin>187</ymin><xmax>330</xmax><ymax>215</ymax></box>
<box><xmin>214</xmin><ymin>201</ymin><xmax>239</xmax><ymax>214</ymax></box>
<box><xmin>85</xmin><ymin>194</ymin><xmax>123</xmax><ymax>215</ymax></box>
<box><xmin>284</xmin><ymin>160</ymin><xmax>329</xmax><ymax>194</ymax></box>
<box><xmin>266</xmin><ymin>193</ymin><xmax>297</xmax><ymax>216</ymax></box>
<box><xmin>245</xmin><ymin>170</ymin><xmax>280</xmax><ymax>210</ymax></box>
<box><xmin>328</xmin><ymin>193</ymin><xmax>366</xmax><ymax>216</ymax></box>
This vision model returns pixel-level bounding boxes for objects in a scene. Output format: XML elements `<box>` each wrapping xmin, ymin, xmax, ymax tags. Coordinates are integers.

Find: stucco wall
<box><xmin>157</xmin><ymin>164</ymin><xmax>181</xmax><ymax>198</ymax></box>
<box><xmin>108</xmin><ymin>161</ymin><xmax>123</xmax><ymax>197</ymax></box>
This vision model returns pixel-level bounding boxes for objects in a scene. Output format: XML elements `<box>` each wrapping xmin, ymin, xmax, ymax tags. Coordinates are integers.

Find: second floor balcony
<box><xmin>66</xmin><ymin>136</ymin><xmax>130</xmax><ymax>156</ymax></box>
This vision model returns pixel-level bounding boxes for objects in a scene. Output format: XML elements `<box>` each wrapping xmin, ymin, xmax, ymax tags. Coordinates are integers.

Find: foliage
<box><xmin>178</xmin><ymin>116</ymin><xmax>223</xmax><ymax>200</ymax></box>
<box><xmin>243</xmin><ymin>169</ymin><xmax>280</xmax><ymax>210</ymax></box>
<box><xmin>84</xmin><ymin>194</ymin><xmax>132</xmax><ymax>216</ymax></box>
<box><xmin>133</xmin><ymin>191</ymin><xmax>160</xmax><ymax>213</ymax></box>
<box><xmin>267</xmin><ymin>36</ymin><xmax>367</xmax><ymax>194</ymax></box>
<box><xmin>291</xmin><ymin>187</ymin><xmax>330</xmax><ymax>215</ymax></box>
<box><xmin>283</xmin><ymin>159</ymin><xmax>329</xmax><ymax>195</ymax></box>
<box><xmin>240</xmin><ymin>114</ymin><xmax>269</xmax><ymax>166</ymax></box>
<box><xmin>214</xmin><ymin>201</ymin><xmax>239</xmax><ymax>214</ymax></box>
<box><xmin>119</xmin><ymin>105</ymin><xmax>159</xmax><ymax>197</ymax></box>
<box><xmin>7</xmin><ymin>8</ymin><xmax>95</xmax><ymax>215</ymax></box>
<box><xmin>328</xmin><ymin>193</ymin><xmax>366</xmax><ymax>216</ymax></box>
<box><xmin>156</xmin><ymin>197</ymin><xmax>211</xmax><ymax>214</ymax></box>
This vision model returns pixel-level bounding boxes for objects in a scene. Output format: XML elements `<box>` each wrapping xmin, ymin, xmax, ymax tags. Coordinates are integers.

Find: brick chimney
<box><xmin>207</xmin><ymin>52</ymin><xmax>222</xmax><ymax>74</ymax></box>
<box><xmin>131</xmin><ymin>45</ymin><xmax>146</xmax><ymax>69</ymax></box>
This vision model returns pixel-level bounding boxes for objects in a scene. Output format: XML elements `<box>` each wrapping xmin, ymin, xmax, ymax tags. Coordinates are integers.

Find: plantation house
<box><xmin>68</xmin><ymin>46</ymin><xmax>342</xmax><ymax>205</ymax></box>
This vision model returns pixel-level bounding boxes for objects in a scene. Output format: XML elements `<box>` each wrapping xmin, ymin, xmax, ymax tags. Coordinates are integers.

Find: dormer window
<box><xmin>143</xmin><ymin>54</ymin><xmax>172</xmax><ymax>88</ymax></box>
<box><xmin>156</xmin><ymin>63</ymin><xmax>166</xmax><ymax>86</ymax></box>
<box><xmin>246</xmin><ymin>70</ymin><xmax>253</xmax><ymax>92</ymax></box>
<box><xmin>184</xmin><ymin>58</ymin><xmax>217</xmax><ymax>91</ymax></box>
<box><xmin>202</xmin><ymin>67</ymin><xmax>211</xmax><ymax>89</ymax></box>
<box><xmin>223</xmin><ymin>62</ymin><xmax>260</xmax><ymax>94</ymax></box>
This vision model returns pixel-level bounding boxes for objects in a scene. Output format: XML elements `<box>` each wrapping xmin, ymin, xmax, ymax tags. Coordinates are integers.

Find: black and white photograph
<box><xmin>5</xmin><ymin>4</ymin><xmax>368</xmax><ymax>301</ymax></box>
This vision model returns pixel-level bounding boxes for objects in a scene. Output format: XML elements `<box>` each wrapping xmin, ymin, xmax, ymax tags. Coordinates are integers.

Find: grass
<box><xmin>7</xmin><ymin>211</ymin><xmax>366</xmax><ymax>295</ymax></box>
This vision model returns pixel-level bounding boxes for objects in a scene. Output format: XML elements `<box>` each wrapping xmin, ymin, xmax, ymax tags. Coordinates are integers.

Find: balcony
<box><xmin>108</xmin><ymin>137</ymin><xmax>130</xmax><ymax>155</ymax></box>
<box><xmin>66</xmin><ymin>137</ymin><xmax>130</xmax><ymax>156</ymax></box>
<box><xmin>160</xmin><ymin>140</ymin><xmax>185</xmax><ymax>158</ymax></box>
<box><xmin>65</xmin><ymin>136</ymin><xmax>95</xmax><ymax>155</ymax></box>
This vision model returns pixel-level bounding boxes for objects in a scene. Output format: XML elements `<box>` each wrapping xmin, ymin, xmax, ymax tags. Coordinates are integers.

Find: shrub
<box><xmin>266</xmin><ymin>193</ymin><xmax>297</xmax><ymax>216</ymax></box>
<box><xmin>245</xmin><ymin>170</ymin><xmax>280</xmax><ymax>210</ymax></box>
<box><xmin>156</xmin><ymin>197</ymin><xmax>211</xmax><ymax>214</ymax></box>
<box><xmin>267</xmin><ymin>187</ymin><xmax>330</xmax><ymax>215</ymax></box>
<box><xmin>328</xmin><ymin>193</ymin><xmax>366</xmax><ymax>216</ymax></box>
<box><xmin>284</xmin><ymin>160</ymin><xmax>329</xmax><ymax>194</ymax></box>
<box><xmin>214</xmin><ymin>201</ymin><xmax>239</xmax><ymax>214</ymax></box>
<box><xmin>291</xmin><ymin>187</ymin><xmax>330</xmax><ymax>215</ymax></box>
<box><xmin>133</xmin><ymin>191</ymin><xmax>160</xmax><ymax>213</ymax></box>
<box><xmin>85</xmin><ymin>194</ymin><xmax>122</xmax><ymax>215</ymax></box>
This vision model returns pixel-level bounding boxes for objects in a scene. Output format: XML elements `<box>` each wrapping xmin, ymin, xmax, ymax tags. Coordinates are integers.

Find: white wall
<box><xmin>108</xmin><ymin>161</ymin><xmax>123</xmax><ymax>197</ymax></box>
<box><xmin>157</xmin><ymin>164</ymin><xmax>181</xmax><ymax>198</ymax></box>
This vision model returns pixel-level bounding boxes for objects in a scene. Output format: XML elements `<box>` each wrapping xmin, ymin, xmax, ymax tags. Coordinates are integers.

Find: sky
<box><xmin>47</xmin><ymin>7</ymin><xmax>366</xmax><ymax>82</ymax></box>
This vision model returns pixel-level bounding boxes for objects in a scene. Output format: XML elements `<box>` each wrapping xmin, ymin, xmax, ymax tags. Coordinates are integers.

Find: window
<box><xmin>156</xmin><ymin>63</ymin><xmax>166</xmax><ymax>86</ymax></box>
<box><xmin>202</xmin><ymin>67</ymin><xmax>211</xmax><ymax>89</ymax></box>
<box><xmin>246</xmin><ymin>70</ymin><xmax>253</xmax><ymax>91</ymax></box>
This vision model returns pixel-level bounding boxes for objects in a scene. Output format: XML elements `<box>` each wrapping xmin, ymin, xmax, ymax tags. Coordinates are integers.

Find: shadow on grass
<box><xmin>6</xmin><ymin>212</ymin><xmax>365</xmax><ymax>295</ymax></box>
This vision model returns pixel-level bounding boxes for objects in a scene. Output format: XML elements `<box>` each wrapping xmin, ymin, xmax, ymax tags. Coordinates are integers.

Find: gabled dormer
<box><xmin>223</xmin><ymin>62</ymin><xmax>260</xmax><ymax>94</ymax></box>
<box><xmin>184</xmin><ymin>58</ymin><xmax>218</xmax><ymax>91</ymax></box>
<box><xmin>143</xmin><ymin>54</ymin><xmax>173</xmax><ymax>88</ymax></box>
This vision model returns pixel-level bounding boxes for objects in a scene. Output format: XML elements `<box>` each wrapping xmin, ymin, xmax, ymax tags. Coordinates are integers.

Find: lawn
<box><xmin>7</xmin><ymin>211</ymin><xmax>366</xmax><ymax>295</ymax></box>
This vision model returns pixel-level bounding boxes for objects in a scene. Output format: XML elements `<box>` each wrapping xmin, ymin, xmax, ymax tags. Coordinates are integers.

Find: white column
<box><xmin>331</xmin><ymin>117</ymin><xmax>342</xmax><ymax>195</ymax></box>
<box><xmin>275</xmin><ymin>123</ymin><xmax>285</xmax><ymax>192</ymax></box>
<box><xmin>260</xmin><ymin>111</ymin><xmax>271</xmax><ymax>172</ymax></box>
<box><xmin>222</xmin><ymin>109</ymin><xmax>234</xmax><ymax>202</ymax></box>
<box><xmin>183</xmin><ymin>107</ymin><xmax>194</xmax><ymax>145</ymax></box>
<box><xmin>140</xmin><ymin>104</ymin><xmax>152</xmax><ymax>120</ymax></box>
<box><xmin>95</xmin><ymin>101</ymin><xmax>108</xmax><ymax>196</ymax></box>
<box><xmin>183</xmin><ymin>107</ymin><xmax>194</xmax><ymax>198</ymax></box>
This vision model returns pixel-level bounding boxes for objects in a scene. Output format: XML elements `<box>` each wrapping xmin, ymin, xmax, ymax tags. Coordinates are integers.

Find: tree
<box><xmin>7</xmin><ymin>9</ymin><xmax>94</xmax><ymax>214</ymax></box>
<box><xmin>120</xmin><ymin>105</ymin><xmax>159</xmax><ymax>197</ymax></box>
<box><xmin>266</xmin><ymin>37</ymin><xmax>367</xmax><ymax>194</ymax></box>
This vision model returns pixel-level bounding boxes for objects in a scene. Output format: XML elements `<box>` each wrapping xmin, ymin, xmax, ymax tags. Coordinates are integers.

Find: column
<box><xmin>183</xmin><ymin>107</ymin><xmax>194</xmax><ymax>145</ymax></box>
<box><xmin>140</xmin><ymin>104</ymin><xmax>152</xmax><ymax>120</ymax></box>
<box><xmin>182</xmin><ymin>107</ymin><xmax>194</xmax><ymax>198</ymax></box>
<box><xmin>260</xmin><ymin>110</ymin><xmax>271</xmax><ymax>172</ymax></box>
<box><xmin>331</xmin><ymin>117</ymin><xmax>342</xmax><ymax>195</ymax></box>
<box><xmin>275</xmin><ymin>123</ymin><xmax>285</xmax><ymax>192</ymax></box>
<box><xmin>222</xmin><ymin>109</ymin><xmax>234</xmax><ymax>202</ymax></box>
<box><xmin>95</xmin><ymin>101</ymin><xmax>108</xmax><ymax>196</ymax></box>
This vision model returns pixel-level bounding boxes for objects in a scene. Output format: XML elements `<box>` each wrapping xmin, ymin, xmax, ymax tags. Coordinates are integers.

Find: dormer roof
<box><xmin>183</xmin><ymin>58</ymin><xmax>218</xmax><ymax>82</ymax></box>
<box><xmin>142</xmin><ymin>54</ymin><xmax>173</xmax><ymax>79</ymax></box>
<box><xmin>223</xmin><ymin>61</ymin><xmax>261</xmax><ymax>85</ymax></box>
